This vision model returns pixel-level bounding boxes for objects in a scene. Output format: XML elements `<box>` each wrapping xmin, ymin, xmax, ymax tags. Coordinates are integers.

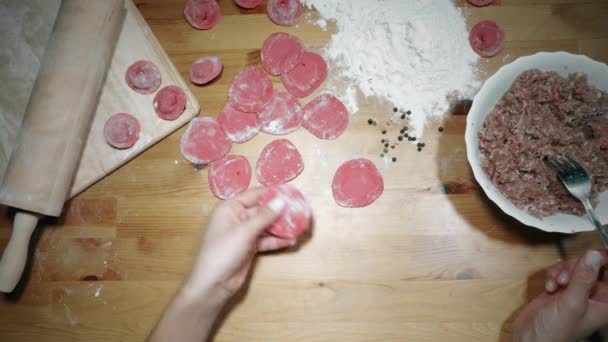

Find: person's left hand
<box><xmin>183</xmin><ymin>187</ymin><xmax>295</xmax><ymax>303</ymax></box>
<box><xmin>512</xmin><ymin>250</ymin><xmax>608</xmax><ymax>342</ymax></box>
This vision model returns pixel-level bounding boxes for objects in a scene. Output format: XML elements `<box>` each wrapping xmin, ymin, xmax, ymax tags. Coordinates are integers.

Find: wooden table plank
<box><xmin>1</xmin><ymin>0</ymin><xmax>608</xmax><ymax>341</ymax></box>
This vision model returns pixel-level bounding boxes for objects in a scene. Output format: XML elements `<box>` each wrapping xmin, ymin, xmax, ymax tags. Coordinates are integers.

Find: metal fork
<box><xmin>546</xmin><ymin>156</ymin><xmax>608</xmax><ymax>247</ymax></box>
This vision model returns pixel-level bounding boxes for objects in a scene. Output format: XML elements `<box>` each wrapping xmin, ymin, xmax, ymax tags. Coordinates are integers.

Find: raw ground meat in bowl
<box><xmin>465</xmin><ymin>52</ymin><xmax>608</xmax><ymax>233</ymax></box>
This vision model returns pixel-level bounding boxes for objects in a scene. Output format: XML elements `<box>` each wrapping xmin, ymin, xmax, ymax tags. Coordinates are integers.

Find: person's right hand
<box><xmin>183</xmin><ymin>187</ymin><xmax>295</xmax><ymax>305</ymax></box>
<box><xmin>148</xmin><ymin>187</ymin><xmax>297</xmax><ymax>342</ymax></box>
<box><xmin>512</xmin><ymin>250</ymin><xmax>608</xmax><ymax>342</ymax></box>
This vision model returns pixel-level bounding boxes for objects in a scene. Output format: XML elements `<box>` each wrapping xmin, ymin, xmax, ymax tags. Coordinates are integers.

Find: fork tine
<box><xmin>556</xmin><ymin>156</ymin><xmax>572</xmax><ymax>172</ymax></box>
<box><xmin>565</xmin><ymin>156</ymin><xmax>592</xmax><ymax>179</ymax></box>
<box><xmin>553</xmin><ymin>157</ymin><xmax>568</xmax><ymax>172</ymax></box>
<box><xmin>545</xmin><ymin>157</ymin><xmax>562</xmax><ymax>173</ymax></box>
<box><xmin>564</xmin><ymin>156</ymin><xmax>579</xmax><ymax>169</ymax></box>
<box><xmin>561</xmin><ymin>156</ymin><xmax>577</xmax><ymax>173</ymax></box>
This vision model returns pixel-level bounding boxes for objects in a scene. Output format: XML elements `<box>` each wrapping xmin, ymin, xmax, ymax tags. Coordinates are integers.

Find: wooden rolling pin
<box><xmin>0</xmin><ymin>0</ymin><xmax>125</xmax><ymax>292</ymax></box>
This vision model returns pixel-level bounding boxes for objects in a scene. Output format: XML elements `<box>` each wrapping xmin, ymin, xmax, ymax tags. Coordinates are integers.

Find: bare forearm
<box><xmin>147</xmin><ymin>282</ymin><xmax>228</xmax><ymax>342</ymax></box>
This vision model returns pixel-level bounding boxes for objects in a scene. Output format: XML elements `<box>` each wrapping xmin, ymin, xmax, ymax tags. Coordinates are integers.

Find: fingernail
<box><xmin>267</xmin><ymin>197</ymin><xmax>286</xmax><ymax>214</ymax></box>
<box><xmin>557</xmin><ymin>270</ymin><xmax>569</xmax><ymax>285</ymax></box>
<box><xmin>585</xmin><ymin>250</ymin><xmax>603</xmax><ymax>272</ymax></box>
<box><xmin>545</xmin><ymin>279</ymin><xmax>557</xmax><ymax>292</ymax></box>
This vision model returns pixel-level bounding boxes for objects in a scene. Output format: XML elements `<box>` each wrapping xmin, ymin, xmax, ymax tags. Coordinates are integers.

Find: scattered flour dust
<box><xmin>301</xmin><ymin>0</ymin><xmax>481</xmax><ymax>136</ymax></box>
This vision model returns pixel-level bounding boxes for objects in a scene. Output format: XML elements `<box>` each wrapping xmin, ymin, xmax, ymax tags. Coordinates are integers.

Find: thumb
<box><xmin>561</xmin><ymin>250</ymin><xmax>604</xmax><ymax>314</ymax></box>
<box><xmin>243</xmin><ymin>196</ymin><xmax>286</xmax><ymax>237</ymax></box>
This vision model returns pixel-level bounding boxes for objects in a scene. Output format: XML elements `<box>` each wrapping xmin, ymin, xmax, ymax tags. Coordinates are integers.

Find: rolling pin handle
<box><xmin>0</xmin><ymin>211</ymin><xmax>40</xmax><ymax>293</ymax></box>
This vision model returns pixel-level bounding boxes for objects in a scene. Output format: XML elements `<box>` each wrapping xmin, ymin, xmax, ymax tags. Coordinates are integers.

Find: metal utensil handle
<box><xmin>583</xmin><ymin>199</ymin><xmax>608</xmax><ymax>248</ymax></box>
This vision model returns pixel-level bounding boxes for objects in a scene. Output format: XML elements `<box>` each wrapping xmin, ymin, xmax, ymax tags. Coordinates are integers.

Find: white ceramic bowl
<box><xmin>465</xmin><ymin>52</ymin><xmax>608</xmax><ymax>234</ymax></box>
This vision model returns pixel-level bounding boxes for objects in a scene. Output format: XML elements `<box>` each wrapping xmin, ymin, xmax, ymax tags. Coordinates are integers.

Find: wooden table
<box><xmin>1</xmin><ymin>0</ymin><xmax>607</xmax><ymax>340</ymax></box>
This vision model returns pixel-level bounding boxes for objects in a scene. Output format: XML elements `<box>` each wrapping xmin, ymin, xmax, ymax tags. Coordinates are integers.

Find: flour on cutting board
<box><xmin>301</xmin><ymin>0</ymin><xmax>480</xmax><ymax>136</ymax></box>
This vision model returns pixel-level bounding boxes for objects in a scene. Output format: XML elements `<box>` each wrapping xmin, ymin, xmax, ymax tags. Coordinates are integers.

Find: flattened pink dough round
<box><xmin>234</xmin><ymin>0</ymin><xmax>262</xmax><ymax>9</ymax></box>
<box><xmin>180</xmin><ymin>117</ymin><xmax>232</xmax><ymax>164</ymax></box>
<box><xmin>208</xmin><ymin>155</ymin><xmax>252</xmax><ymax>199</ymax></box>
<box><xmin>190</xmin><ymin>56</ymin><xmax>223</xmax><ymax>85</ymax></box>
<box><xmin>332</xmin><ymin>158</ymin><xmax>384</xmax><ymax>208</ymax></box>
<box><xmin>184</xmin><ymin>0</ymin><xmax>221</xmax><ymax>30</ymax></box>
<box><xmin>104</xmin><ymin>113</ymin><xmax>140</xmax><ymax>149</ymax></box>
<box><xmin>154</xmin><ymin>85</ymin><xmax>186</xmax><ymax>121</ymax></box>
<box><xmin>266</xmin><ymin>0</ymin><xmax>302</xmax><ymax>27</ymax></box>
<box><xmin>229</xmin><ymin>67</ymin><xmax>274</xmax><ymax>113</ymax></box>
<box><xmin>259</xmin><ymin>184</ymin><xmax>311</xmax><ymax>239</ymax></box>
<box><xmin>469</xmin><ymin>20</ymin><xmax>505</xmax><ymax>58</ymax></box>
<box><xmin>218</xmin><ymin>102</ymin><xmax>261</xmax><ymax>143</ymax></box>
<box><xmin>256</xmin><ymin>139</ymin><xmax>304</xmax><ymax>186</ymax></box>
<box><xmin>302</xmin><ymin>94</ymin><xmax>349</xmax><ymax>140</ymax></box>
<box><xmin>466</xmin><ymin>0</ymin><xmax>494</xmax><ymax>6</ymax></box>
<box><xmin>281</xmin><ymin>52</ymin><xmax>327</xmax><ymax>98</ymax></box>
<box><xmin>261</xmin><ymin>32</ymin><xmax>305</xmax><ymax>75</ymax></box>
<box><xmin>258</xmin><ymin>90</ymin><xmax>303</xmax><ymax>135</ymax></box>
<box><xmin>125</xmin><ymin>60</ymin><xmax>161</xmax><ymax>95</ymax></box>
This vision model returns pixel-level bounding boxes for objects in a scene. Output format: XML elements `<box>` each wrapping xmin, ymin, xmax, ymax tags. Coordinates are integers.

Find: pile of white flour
<box><xmin>301</xmin><ymin>0</ymin><xmax>480</xmax><ymax>136</ymax></box>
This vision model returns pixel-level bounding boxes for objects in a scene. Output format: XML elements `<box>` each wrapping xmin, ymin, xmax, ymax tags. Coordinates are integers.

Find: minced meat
<box><xmin>478</xmin><ymin>69</ymin><xmax>608</xmax><ymax>217</ymax></box>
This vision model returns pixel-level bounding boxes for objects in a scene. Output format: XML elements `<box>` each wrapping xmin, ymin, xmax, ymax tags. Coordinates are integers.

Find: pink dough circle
<box><xmin>469</xmin><ymin>20</ymin><xmax>505</xmax><ymax>58</ymax></box>
<box><xmin>104</xmin><ymin>113</ymin><xmax>140</xmax><ymax>149</ymax></box>
<box><xmin>261</xmin><ymin>32</ymin><xmax>305</xmax><ymax>75</ymax></box>
<box><xmin>218</xmin><ymin>102</ymin><xmax>261</xmax><ymax>143</ymax></box>
<box><xmin>258</xmin><ymin>90</ymin><xmax>303</xmax><ymax>135</ymax></box>
<box><xmin>190</xmin><ymin>56</ymin><xmax>223</xmax><ymax>85</ymax></box>
<box><xmin>281</xmin><ymin>52</ymin><xmax>327</xmax><ymax>98</ymax></box>
<box><xmin>153</xmin><ymin>85</ymin><xmax>186</xmax><ymax>121</ymax></box>
<box><xmin>332</xmin><ymin>158</ymin><xmax>384</xmax><ymax>208</ymax></box>
<box><xmin>229</xmin><ymin>67</ymin><xmax>274</xmax><ymax>113</ymax></box>
<box><xmin>266</xmin><ymin>0</ymin><xmax>302</xmax><ymax>27</ymax></box>
<box><xmin>125</xmin><ymin>60</ymin><xmax>161</xmax><ymax>95</ymax></box>
<box><xmin>184</xmin><ymin>0</ymin><xmax>221</xmax><ymax>30</ymax></box>
<box><xmin>256</xmin><ymin>139</ymin><xmax>304</xmax><ymax>186</ymax></box>
<box><xmin>180</xmin><ymin>117</ymin><xmax>232</xmax><ymax>164</ymax></box>
<box><xmin>302</xmin><ymin>94</ymin><xmax>349</xmax><ymax>140</ymax></box>
<box><xmin>234</xmin><ymin>0</ymin><xmax>263</xmax><ymax>9</ymax></box>
<box><xmin>208</xmin><ymin>155</ymin><xmax>252</xmax><ymax>199</ymax></box>
<box><xmin>466</xmin><ymin>0</ymin><xmax>494</xmax><ymax>6</ymax></box>
<box><xmin>259</xmin><ymin>184</ymin><xmax>312</xmax><ymax>239</ymax></box>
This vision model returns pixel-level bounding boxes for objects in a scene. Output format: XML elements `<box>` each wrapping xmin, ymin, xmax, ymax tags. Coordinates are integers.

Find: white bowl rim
<box><xmin>465</xmin><ymin>51</ymin><xmax>608</xmax><ymax>234</ymax></box>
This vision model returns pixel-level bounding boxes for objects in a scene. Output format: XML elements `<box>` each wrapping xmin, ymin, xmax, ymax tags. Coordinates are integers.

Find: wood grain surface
<box><xmin>1</xmin><ymin>0</ymin><xmax>607</xmax><ymax>341</ymax></box>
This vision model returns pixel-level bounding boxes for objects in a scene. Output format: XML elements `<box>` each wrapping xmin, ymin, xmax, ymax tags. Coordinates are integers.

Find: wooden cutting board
<box><xmin>68</xmin><ymin>0</ymin><xmax>199</xmax><ymax>197</ymax></box>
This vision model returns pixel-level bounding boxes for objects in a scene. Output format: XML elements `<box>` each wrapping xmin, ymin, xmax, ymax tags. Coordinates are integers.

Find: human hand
<box><xmin>512</xmin><ymin>250</ymin><xmax>608</xmax><ymax>342</ymax></box>
<box><xmin>183</xmin><ymin>187</ymin><xmax>296</xmax><ymax>304</ymax></box>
